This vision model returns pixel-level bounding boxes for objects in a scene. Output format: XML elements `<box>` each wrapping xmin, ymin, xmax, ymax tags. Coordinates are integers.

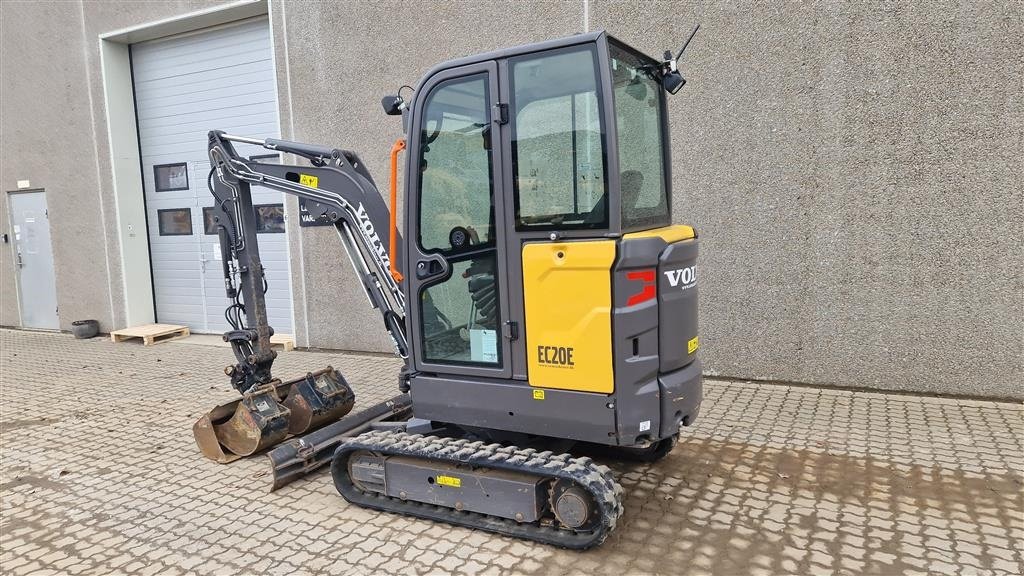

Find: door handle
<box><xmin>415</xmin><ymin>255</ymin><xmax>449</xmax><ymax>280</ymax></box>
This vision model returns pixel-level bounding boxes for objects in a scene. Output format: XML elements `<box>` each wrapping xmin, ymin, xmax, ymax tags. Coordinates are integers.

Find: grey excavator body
<box><xmin>193</xmin><ymin>27</ymin><xmax>702</xmax><ymax>548</ymax></box>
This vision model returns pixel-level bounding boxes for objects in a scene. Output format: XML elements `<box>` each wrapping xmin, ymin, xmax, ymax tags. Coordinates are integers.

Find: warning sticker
<box><xmin>299</xmin><ymin>174</ymin><xmax>319</xmax><ymax>188</ymax></box>
<box><xmin>532</xmin><ymin>389</ymin><xmax>545</xmax><ymax>401</ymax></box>
<box><xmin>469</xmin><ymin>329</ymin><xmax>498</xmax><ymax>363</ymax></box>
<box><xmin>688</xmin><ymin>336</ymin><xmax>699</xmax><ymax>354</ymax></box>
<box><xmin>436</xmin><ymin>475</ymin><xmax>461</xmax><ymax>488</ymax></box>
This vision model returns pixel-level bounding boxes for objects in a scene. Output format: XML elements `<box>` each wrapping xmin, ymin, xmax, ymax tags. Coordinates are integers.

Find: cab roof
<box><xmin>414</xmin><ymin>30</ymin><xmax>657</xmax><ymax>92</ymax></box>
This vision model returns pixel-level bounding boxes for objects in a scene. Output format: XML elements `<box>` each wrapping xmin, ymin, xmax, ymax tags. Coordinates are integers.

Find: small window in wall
<box><xmin>203</xmin><ymin>207</ymin><xmax>219</xmax><ymax>235</ymax></box>
<box><xmin>255</xmin><ymin>204</ymin><xmax>285</xmax><ymax>233</ymax></box>
<box><xmin>153</xmin><ymin>162</ymin><xmax>189</xmax><ymax>192</ymax></box>
<box><xmin>158</xmin><ymin>208</ymin><xmax>193</xmax><ymax>236</ymax></box>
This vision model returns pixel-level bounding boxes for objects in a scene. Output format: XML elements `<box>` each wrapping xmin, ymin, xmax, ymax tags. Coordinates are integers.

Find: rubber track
<box><xmin>331</xmin><ymin>430</ymin><xmax>624</xmax><ymax>549</ymax></box>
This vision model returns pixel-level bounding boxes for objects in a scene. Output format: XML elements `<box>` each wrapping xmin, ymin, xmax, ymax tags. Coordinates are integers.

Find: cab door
<box><xmin>406</xmin><ymin>62</ymin><xmax>512</xmax><ymax>379</ymax></box>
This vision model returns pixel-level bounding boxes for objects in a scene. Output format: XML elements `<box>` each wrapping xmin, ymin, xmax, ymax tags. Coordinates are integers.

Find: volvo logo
<box><xmin>356</xmin><ymin>203</ymin><xmax>390</xmax><ymax>271</ymax></box>
<box><xmin>664</xmin><ymin>265</ymin><xmax>696</xmax><ymax>290</ymax></box>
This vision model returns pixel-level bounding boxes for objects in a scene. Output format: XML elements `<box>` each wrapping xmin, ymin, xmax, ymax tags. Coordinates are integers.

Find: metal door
<box><xmin>9</xmin><ymin>190</ymin><xmax>59</xmax><ymax>329</ymax></box>
<box><xmin>405</xmin><ymin>61</ymin><xmax>513</xmax><ymax>379</ymax></box>
<box><xmin>131</xmin><ymin>17</ymin><xmax>293</xmax><ymax>334</ymax></box>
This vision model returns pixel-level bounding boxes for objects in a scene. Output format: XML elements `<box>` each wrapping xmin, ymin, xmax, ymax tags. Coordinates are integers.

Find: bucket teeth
<box><xmin>193</xmin><ymin>367</ymin><xmax>355</xmax><ymax>462</ymax></box>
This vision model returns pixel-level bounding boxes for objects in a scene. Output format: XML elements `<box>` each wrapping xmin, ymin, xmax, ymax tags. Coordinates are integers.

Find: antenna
<box><xmin>675</xmin><ymin>24</ymin><xmax>701</xmax><ymax>61</ymax></box>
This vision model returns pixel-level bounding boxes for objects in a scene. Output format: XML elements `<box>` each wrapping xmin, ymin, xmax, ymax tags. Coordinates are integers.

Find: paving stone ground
<box><xmin>0</xmin><ymin>328</ymin><xmax>1021</xmax><ymax>575</ymax></box>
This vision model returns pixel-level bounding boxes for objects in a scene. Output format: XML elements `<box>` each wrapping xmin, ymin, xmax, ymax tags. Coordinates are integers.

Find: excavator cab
<box><xmin>194</xmin><ymin>28</ymin><xmax>701</xmax><ymax>548</ymax></box>
<box><xmin>399</xmin><ymin>32</ymin><xmax>700</xmax><ymax>452</ymax></box>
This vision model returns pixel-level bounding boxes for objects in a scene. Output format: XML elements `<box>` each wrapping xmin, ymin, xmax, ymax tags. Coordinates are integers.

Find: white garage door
<box><xmin>132</xmin><ymin>17</ymin><xmax>293</xmax><ymax>334</ymax></box>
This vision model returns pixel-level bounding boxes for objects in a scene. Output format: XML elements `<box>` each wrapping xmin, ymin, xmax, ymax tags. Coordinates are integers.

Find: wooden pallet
<box><xmin>270</xmin><ymin>333</ymin><xmax>295</xmax><ymax>352</ymax></box>
<box><xmin>110</xmin><ymin>323</ymin><xmax>190</xmax><ymax>346</ymax></box>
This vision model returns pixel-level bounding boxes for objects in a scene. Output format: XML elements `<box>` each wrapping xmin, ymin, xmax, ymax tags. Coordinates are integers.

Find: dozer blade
<box><xmin>268</xmin><ymin>393</ymin><xmax>412</xmax><ymax>491</ymax></box>
<box><xmin>193</xmin><ymin>367</ymin><xmax>355</xmax><ymax>463</ymax></box>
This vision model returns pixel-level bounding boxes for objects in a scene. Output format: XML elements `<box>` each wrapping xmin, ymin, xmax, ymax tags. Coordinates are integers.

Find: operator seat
<box><xmin>584</xmin><ymin>169</ymin><xmax>644</xmax><ymax>225</ymax></box>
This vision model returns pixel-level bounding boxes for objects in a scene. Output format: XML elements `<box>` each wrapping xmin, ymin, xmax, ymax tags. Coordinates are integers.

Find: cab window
<box><xmin>510</xmin><ymin>46</ymin><xmax>609</xmax><ymax>230</ymax></box>
<box><xmin>416</xmin><ymin>73</ymin><xmax>502</xmax><ymax>367</ymax></box>
<box><xmin>610</xmin><ymin>41</ymin><xmax>670</xmax><ymax>229</ymax></box>
<box><xmin>417</xmin><ymin>74</ymin><xmax>495</xmax><ymax>253</ymax></box>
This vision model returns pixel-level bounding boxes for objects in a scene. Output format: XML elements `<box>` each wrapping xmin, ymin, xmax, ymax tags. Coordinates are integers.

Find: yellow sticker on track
<box><xmin>688</xmin><ymin>336</ymin><xmax>699</xmax><ymax>354</ymax></box>
<box><xmin>299</xmin><ymin>174</ymin><xmax>319</xmax><ymax>188</ymax></box>
<box><xmin>532</xmin><ymin>389</ymin><xmax>545</xmax><ymax>400</ymax></box>
<box><xmin>436</xmin><ymin>475</ymin><xmax>461</xmax><ymax>488</ymax></box>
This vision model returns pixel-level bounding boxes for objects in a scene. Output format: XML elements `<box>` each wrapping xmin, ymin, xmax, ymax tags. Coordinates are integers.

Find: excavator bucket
<box><xmin>193</xmin><ymin>367</ymin><xmax>355</xmax><ymax>463</ymax></box>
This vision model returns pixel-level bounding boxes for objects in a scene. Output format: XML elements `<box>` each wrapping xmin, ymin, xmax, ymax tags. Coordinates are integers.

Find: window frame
<box><xmin>412</xmin><ymin>69</ymin><xmax>505</xmax><ymax>369</ymax></box>
<box><xmin>153</xmin><ymin>162</ymin><xmax>190</xmax><ymax>192</ymax></box>
<box><xmin>418</xmin><ymin>254</ymin><xmax>504</xmax><ymax>367</ymax></box>
<box><xmin>156</xmin><ymin>208</ymin><xmax>193</xmax><ymax>236</ymax></box>
<box><xmin>508</xmin><ymin>44</ymin><xmax>612</xmax><ymax>233</ymax></box>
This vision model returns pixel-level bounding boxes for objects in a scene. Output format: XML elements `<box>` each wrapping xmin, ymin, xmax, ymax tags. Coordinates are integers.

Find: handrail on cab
<box><xmin>388</xmin><ymin>138</ymin><xmax>407</xmax><ymax>283</ymax></box>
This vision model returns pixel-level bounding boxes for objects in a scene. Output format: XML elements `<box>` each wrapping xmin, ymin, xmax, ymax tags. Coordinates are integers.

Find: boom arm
<box><xmin>206</xmin><ymin>130</ymin><xmax>408</xmax><ymax>393</ymax></box>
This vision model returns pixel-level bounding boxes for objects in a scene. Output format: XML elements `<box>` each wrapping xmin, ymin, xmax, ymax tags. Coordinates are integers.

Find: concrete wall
<box><xmin>1</xmin><ymin>0</ymin><xmax>1020</xmax><ymax>398</ymax></box>
<box><xmin>0</xmin><ymin>0</ymin><xmax>230</xmax><ymax>332</ymax></box>
<box><xmin>273</xmin><ymin>0</ymin><xmax>586</xmax><ymax>353</ymax></box>
<box><xmin>1</xmin><ymin>1</ymin><xmax>115</xmax><ymax>331</ymax></box>
<box><xmin>587</xmin><ymin>0</ymin><xmax>1023</xmax><ymax>397</ymax></box>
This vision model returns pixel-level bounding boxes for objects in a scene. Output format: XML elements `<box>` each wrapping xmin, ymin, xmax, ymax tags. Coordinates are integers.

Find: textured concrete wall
<box><xmin>276</xmin><ymin>0</ymin><xmax>585</xmax><ymax>352</ymax></box>
<box><xmin>1</xmin><ymin>0</ymin><xmax>1020</xmax><ymax>398</ymax></box>
<box><xmin>0</xmin><ymin>0</ymin><xmax>230</xmax><ymax>332</ymax></box>
<box><xmin>589</xmin><ymin>0</ymin><xmax>1023</xmax><ymax>397</ymax></box>
<box><xmin>275</xmin><ymin>0</ymin><xmax>1021</xmax><ymax>396</ymax></box>
<box><xmin>1</xmin><ymin>1</ymin><xmax>116</xmax><ymax>332</ymax></box>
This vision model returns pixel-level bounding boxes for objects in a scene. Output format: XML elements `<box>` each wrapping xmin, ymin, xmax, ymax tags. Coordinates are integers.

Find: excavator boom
<box><xmin>193</xmin><ymin>131</ymin><xmax>410</xmax><ymax>462</ymax></box>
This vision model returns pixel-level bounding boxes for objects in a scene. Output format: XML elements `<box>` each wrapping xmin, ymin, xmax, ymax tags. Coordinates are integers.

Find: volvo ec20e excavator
<box><xmin>193</xmin><ymin>28</ymin><xmax>701</xmax><ymax>548</ymax></box>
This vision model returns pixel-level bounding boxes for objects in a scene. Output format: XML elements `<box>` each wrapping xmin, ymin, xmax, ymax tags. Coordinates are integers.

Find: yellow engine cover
<box><xmin>622</xmin><ymin>223</ymin><xmax>695</xmax><ymax>243</ymax></box>
<box><xmin>522</xmin><ymin>240</ymin><xmax>616</xmax><ymax>394</ymax></box>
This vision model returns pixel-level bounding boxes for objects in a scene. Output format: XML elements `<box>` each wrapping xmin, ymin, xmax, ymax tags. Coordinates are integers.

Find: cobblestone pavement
<box><xmin>1</xmin><ymin>328</ymin><xmax>1021</xmax><ymax>575</ymax></box>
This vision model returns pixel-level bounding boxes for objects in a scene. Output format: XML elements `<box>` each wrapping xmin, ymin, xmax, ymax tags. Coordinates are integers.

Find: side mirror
<box><xmin>381</xmin><ymin>95</ymin><xmax>404</xmax><ymax>116</ymax></box>
<box><xmin>661</xmin><ymin>72</ymin><xmax>686</xmax><ymax>95</ymax></box>
<box><xmin>661</xmin><ymin>24</ymin><xmax>699</xmax><ymax>95</ymax></box>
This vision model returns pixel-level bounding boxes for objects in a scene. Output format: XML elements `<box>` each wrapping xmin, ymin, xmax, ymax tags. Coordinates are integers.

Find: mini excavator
<box><xmin>193</xmin><ymin>28</ymin><xmax>701</xmax><ymax>548</ymax></box>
